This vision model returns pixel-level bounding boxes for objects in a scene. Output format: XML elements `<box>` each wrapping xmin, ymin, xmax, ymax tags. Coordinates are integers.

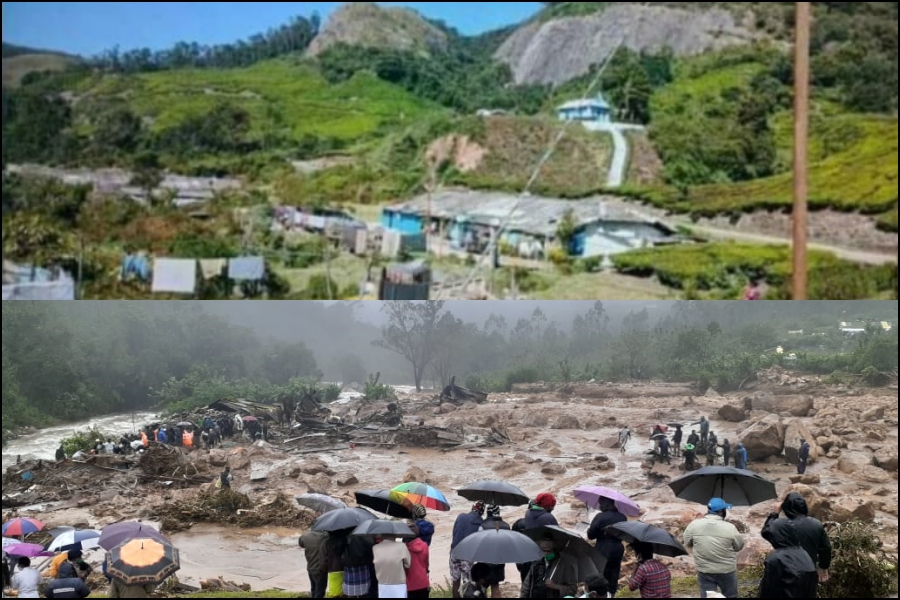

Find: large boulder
<box><xmin>599</xmin><ymin>434</ymin><xmax>620</xmax><ymax>449</ymax></box>
<box><xmin>739</xmin><ymin>415</ymin><xmax>785</xmax><ymax>461</ymax></box>
<box><xmin>874</xmin><ymin>448</ymin><xmax>899</xmax><ymax>473</ymax></box>
<box><xmin>861</xmin><ymin>406</ymin><xmax>886</xmax><ymax>422</ymax></box>
<box><xmin>522</xmin><ymin>413</ymin><xmax>548</xmax><ymax>428</ymax></box>
<box><xmin>855</xmin><ymin>465</ymin><xmax>892</xmax><ymax>484</ymax></box>
<box><xmin>751</xmin><ymin>395</ymin><xmax>814</xmax><ymax>417</ymax></box>
<box><xmin>552</xmin><ymin>415</ymin><xmax>581</xmax><ymax>430</ymax></box>
<box><xmin>301</xmin><ymin>459</ymin><xmax>336</xmax><ymax>476</ymax></box>
<box><xmin>837</xmin><ymin>452</ymin><xmax>873</xmax><ymax>475</ymax></box>
<box><xmin>403</xmin><ymin>467</ymin><xmax>429</xmax><ymax>483</ymax></box>
<box><xmin>718</xmin><ymin>399</ymin><xmax>750</xmax><ymax>423</ymax></box>
<box><xmin>783</xmin><ymin>420</ymin><xmax>818</xmax><ymax>464</ymax></box>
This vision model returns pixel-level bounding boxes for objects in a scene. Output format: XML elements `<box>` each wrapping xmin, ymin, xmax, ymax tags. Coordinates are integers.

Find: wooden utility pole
<box><xmin>792</xmin><ymin>2</ymin><xmax>811</xmax><ymax>300</ymax></box>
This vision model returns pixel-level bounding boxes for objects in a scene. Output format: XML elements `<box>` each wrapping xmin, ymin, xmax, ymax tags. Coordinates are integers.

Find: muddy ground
<box><xmin>3</xmin><ymin>376</ymin><xmax>897</xmax><ymax>595</ymax></box>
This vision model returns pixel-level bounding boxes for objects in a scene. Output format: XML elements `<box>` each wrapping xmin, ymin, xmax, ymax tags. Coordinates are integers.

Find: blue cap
<box><xmin>708</xmin><ymin>498</ymin><xmax>733</xmax><ymax>512</ymax></box>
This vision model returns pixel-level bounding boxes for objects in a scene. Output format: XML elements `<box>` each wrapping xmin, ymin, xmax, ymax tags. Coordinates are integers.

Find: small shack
<box><xmin>379</xmin><ymin>262</ymin><xmax>431</xmax><ymax>300</ymax></box>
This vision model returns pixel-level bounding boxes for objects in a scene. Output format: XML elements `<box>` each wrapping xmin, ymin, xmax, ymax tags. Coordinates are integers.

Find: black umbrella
<box><xmin>457</xmin><ymin>481</ymin><xmax>529</xmax><ymax>507</ymax></box>
<box><xmin>668</xmin><ymin>466</ymin><xmax>777</xmax><ymax>507</ymax></box>
<box><xmin>522</xmin><ymin>526</ymin><xmax>606</xmax><ymax>581</ymax></box>
<box><xmin>603</xmin><ymin>521</ymin><xmax>688</xmax><ymax>558</ymax></box>
<box><xmin>355</xmin><ymin>490</ymin><xmax>414</xmax><ymax>519</ymax></box>
<box><xmin>352</xmin><ymin>520</ymin><xmax>416</xmax><ymax>539</ymax></box>
<box><xmin>667</xmin><ymin>423</ymin><xmax>683</xmax><ymax>428</ymax></box>
<box><xmin>450</xmin><ymin>529</ymin><xmax>542</xmax><ymax>564</ymax></box>
<box><xmin>311</xmin><ymin>507</ymin><xmax>376</xmax><ymax>533</ymax></box>
<box><xmin>176</xmin><ymin>422</ymin><xmax>194</xmax><ymax>429</ymax></box>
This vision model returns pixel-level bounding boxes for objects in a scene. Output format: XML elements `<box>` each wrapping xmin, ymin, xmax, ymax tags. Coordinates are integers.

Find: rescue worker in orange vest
<box><xmin>183</xmin><ymin>429</ymin><xmax>194</xmax><ymax>448</ymax></box>
<box><xmin>140</xmin><ymin>430</ymin><xmax>149</xmax><ymax>448</ymax></box>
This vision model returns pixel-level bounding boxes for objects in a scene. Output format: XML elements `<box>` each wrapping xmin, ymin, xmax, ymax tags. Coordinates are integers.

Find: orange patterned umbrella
<box><xmin>107</xmin><ymin>537</ymin><xmax>180</xmax><ymax>585</ymax></box>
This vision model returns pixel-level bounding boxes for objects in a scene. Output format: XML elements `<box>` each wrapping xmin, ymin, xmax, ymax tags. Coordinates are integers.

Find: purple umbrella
<box><xmin>98</xmin><ymin>522</ymin><xmax>169</xmax><ymax>551</ymax></box>
<box><xmin>573</xmin><ymin>486</ymin><xmax>641</xmax><ymax>517</ymax></box>
<box><xmin>5</xmin><ymin>543</ymin><xmax>54</xmax><ymax>558</ymax></box>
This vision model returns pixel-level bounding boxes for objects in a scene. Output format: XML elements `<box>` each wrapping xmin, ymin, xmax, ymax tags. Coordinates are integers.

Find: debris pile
<box><xmin>139</xmin><ymin>444</ymin><xmax>205</xmax><ymax>479</ymax></box>
<box><xmin>157</xmin><ymin>489</ymin><xmax>315</xmax><ymax>532</ymax></box>
<box><xmin>200</xmin><ymin>577</ymin><xmax>252</xmax><ymax>593</ymax></box>
<box><xmin>2</xmin><ymin>458</ymin><xmax>134</xmax><ymax>508</ymax></box>
<box><xmin>440</xmin><ymin>376</ymin><xmax>488</xmax><ymax>404</ymax></box>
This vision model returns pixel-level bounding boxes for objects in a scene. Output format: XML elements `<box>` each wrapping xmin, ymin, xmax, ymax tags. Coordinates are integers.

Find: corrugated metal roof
<box><xmin>385</xmin><ymin>189</ymin><xmax>672</xmax><ymax>237</ymax></box>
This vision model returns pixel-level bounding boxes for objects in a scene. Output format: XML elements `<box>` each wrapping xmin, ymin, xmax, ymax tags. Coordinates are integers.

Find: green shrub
<box><xmin>818</xmin><ymin>520</ymin><xmax>898</xmax><ymax>599</ymax></box>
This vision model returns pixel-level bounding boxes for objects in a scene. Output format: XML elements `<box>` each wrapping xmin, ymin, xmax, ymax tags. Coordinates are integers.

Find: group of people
<box><xmin>3</xmin><ymin>545</ymin><xmax>161</xmax><ymax>599</ymax></box>
<box><xmin>298</xmin><ymin>504</ymin><xmax>436</xmax><ymax>599</ymax></box>
<box><xmin>683</xmin><ymin>492</ymin><xmax>831</xmax><ymax>599</ymax></box>
<box><xmin>3</xmin><ymin>550</ymin><xmax>93</xmax><ymax>599</ymax></box>
<box><xmin>623</xmin><ymin>416</ymin><xmax>749</xmax><ymax>473</ymax></box>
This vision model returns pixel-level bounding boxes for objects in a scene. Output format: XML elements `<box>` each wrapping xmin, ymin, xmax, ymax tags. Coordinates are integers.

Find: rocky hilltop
<box><xmin>307</xmin><ymin>2</ymin><xmax>449</xmax><ymax>57</ymax></box>
<box><xmin>495</xmin><ymin>3</ymin><xmax>761</xmax><ymax>86</ymax></box>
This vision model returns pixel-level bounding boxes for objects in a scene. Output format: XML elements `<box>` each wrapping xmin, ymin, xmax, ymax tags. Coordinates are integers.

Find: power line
<box><xmin>435</xmin><ymin>38</ymin><xmax>627</xmax><ymax>300</ymax></box>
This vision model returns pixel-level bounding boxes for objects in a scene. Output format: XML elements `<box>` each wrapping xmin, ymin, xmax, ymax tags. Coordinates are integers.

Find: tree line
<box><xmin>1</xmin><ymin>303</ymin><xmax>322</xmax><ymax>444</ymax></box>
<box><xmin>375</xmin><ymin>300</ymin><xmax>899</xmax><ymax>392</ymax></box>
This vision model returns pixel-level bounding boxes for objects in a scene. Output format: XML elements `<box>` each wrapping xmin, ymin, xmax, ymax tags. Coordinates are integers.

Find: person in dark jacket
<box><xmin>797</xmin><ymin>439</ymin><xmax>811</xmax><ymax>475</ymax></box>
<box><xmin>587</xmin><ymin>497</ymin><xmax>628</xmax><ymax>597</ymax></box>
<box><xmin>759</xmin><ymin>519</ymin><xmax>817</xmax><ymax>598</ymax></box>
<box><xmin>733</xmin><ymin>444</ymin><xmax>748</xmax><ymax>470</ymax></box>
<box><xmin>762</xmin><ymin>492</ymin><xmax>831</xmax><ymax>584</ymax></box>
<box><xmin>513</xmin><ymin>495</ymin><xmax>559</xmax><ymax>584</ymax></box>
<box><xmin>479</xmin><ymin>505</ymin><xmax>510</xmax><ymax>597</ymax></box>
<box><xmin>299</xmin><ymin>529</ymin><xmax>329</xmax><ymax>598</ymax></box>
<box><xmin>45</xmin><ymin>563</ymin><xmax>91</xmax><ymax>599</ymax></box>
<box><xmin>672</xmin><ymin>426</ymin><xmax>683</xmax><ymax>458</ymax></box>
<box><xmin>56</xmin><ymin>445</ymin><xmax>66</xmax><ymax>462</ymax></box>
<box><xmin>341</xmin><ymin>532</ymin><xmax>376</xmax><ymax>598</ymax></box>
<box><xmin>520</xmin><ymin>537</ymin><xmax>579</xmax><ymax>598</ymax></box>
<box><xmin>721</xmin><ymin>439</ymin><xmax>731</xmax><ymax>467</ymax></box>
<box><xmin>451</xmin><ymin>502</ymin><xmax>485</xmax><ymax>598</ymax></box>
<box><xmin>412</xmin><ymin>504</ymin><xmax>436</xmax><ymax>547</ymax></box>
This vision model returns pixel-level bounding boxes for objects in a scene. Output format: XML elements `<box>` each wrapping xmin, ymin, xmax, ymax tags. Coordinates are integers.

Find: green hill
<box><xmin>2</xmin><ymin>41</ymin><xmax>78</xmax><ymax>87</ymax></box>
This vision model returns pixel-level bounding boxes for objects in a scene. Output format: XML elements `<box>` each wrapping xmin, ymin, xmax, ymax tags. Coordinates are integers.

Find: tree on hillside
<box><xmin>374</xmin><ymin>301</ymin><xmax>446</xmax><ymax>391</ymax></box>
<box><xmin>430</xmin><ymin>313</ymin><xmax>467</xmax><ymax>388</ymax></box>
<box><xmin>261</xmin><ymin>341</ymin><xmax>322</xmax><ymax>385</ymax></box>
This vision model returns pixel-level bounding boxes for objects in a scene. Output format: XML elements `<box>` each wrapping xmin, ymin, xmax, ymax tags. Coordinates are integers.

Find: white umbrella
<box><xmin>47</xmin><ymin>529</ymin><xmax>102</xmax><ymax>552</ymax></box>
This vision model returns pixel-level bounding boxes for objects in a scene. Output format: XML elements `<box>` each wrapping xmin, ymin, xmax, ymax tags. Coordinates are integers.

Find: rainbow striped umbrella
<box><xmin>390</xmin><ymin>483</ymin><xmax>451</xmax><ymax>512</ymax></box>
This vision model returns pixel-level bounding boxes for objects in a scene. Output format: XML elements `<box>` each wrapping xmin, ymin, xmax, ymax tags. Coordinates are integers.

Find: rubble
<box><xmin>157</xmin><ymin>489</ymin><xmax>315</xmax><ymax>532</ymax></box>
<box><xmin>440</xmin><ymin>376</ymin><xmax>488</xmax><ymax>404</ymax></box>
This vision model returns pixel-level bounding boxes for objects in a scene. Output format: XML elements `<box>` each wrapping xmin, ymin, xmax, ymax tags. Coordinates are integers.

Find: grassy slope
<box><xmin>643</xmin><ymin>55</ymin><xmax>898</xmax><ymax>223</ymax></box>
<box><xmin>612</xmin><ymin>242</ymin><xmax>898</xmax><ymax>299</ymax></box>
<box><xmin>2</xmin><ymin>53</ymin><xmax>76</xmax><ymax>87</ymax></box>
<box><xmin>74</xmin><ymin>59</ymin><xmax>438</xmax><ymax>143</ymax></box>
<box><xmin>454</xmin><ymin>116</ymin><xmax>613</xmax><ymax>197</ymax></box>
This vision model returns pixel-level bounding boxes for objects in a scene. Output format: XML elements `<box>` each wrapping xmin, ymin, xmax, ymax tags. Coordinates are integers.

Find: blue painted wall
<box><xmin>381</xmin><ymin>210</ymin><xmax>424</xmax><ymax>235</ymax></box>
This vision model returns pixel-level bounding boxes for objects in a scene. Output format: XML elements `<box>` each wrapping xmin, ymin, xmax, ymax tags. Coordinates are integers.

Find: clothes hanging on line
<box><xmin>199</xmin><ymin>259</ymin><xmax>228</xmax><ymax>280</ymax></box>
<box><xmin>228</xmin><ymin>256</ymin><xmax>265</xmax><ymax>281</ymax></box>
<box><xmin>1</xmin><ymin>279</ymin><xmax>76</xmax><ymax>300</ymax></box>
<box><xmin>121</xmin><ymin>254</ymin><xmax>151</xmax><ymax>282</ymax></box>
<box><xmin>151</xmin><ymin>259</ymin><xmax>197</xmax><ymax>294</ymax></box>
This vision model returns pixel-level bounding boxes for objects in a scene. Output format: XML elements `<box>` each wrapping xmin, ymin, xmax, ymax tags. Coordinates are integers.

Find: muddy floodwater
<box><xmin>4</xmin><ymin>381</ymin><xmax>897</xmax><ymax>594</ymax></box>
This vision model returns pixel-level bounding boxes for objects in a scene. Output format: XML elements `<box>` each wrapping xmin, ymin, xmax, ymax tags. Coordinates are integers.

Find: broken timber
<box><xmin>440</xmin><ymin>376</ymin><xmax>488</xmax><ymax>404</ymax></box>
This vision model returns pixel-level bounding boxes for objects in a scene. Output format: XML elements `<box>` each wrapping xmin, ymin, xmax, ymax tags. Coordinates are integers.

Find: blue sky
<box><xmin>2</xmin><ymin>2</ymin><xmax>543</xmax><ymax>56</ymax></box>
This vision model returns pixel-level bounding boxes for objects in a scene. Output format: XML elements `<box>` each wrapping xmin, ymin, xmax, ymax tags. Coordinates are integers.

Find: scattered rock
<box><xmin>583</xmin><ymin>420</ymin><xmax>603</xmax><ymax>430</ymax></box>
<box><xmin>552</xmin><ymin>415</ymin><xmax>580</xmax><ymax>430</ymax></box>
<box><xmin>226</xmin><ymin>449</ymin><xmax>251</xmax><ymax>471</ymax></box>
<box><xmin>751</xmin><ymin>395</ymin><xmax>814</xmax><ymax>417</ymax></box>
<box><xmin>522</xmin><ymin>413</ymin><xmax>548</xmax><ymax>428</ymax></box>
<box><xmin>874</xmin><ymin>449</ymin><xmax>899</xmax><ymax>473</ymax></box>
<box><xmin>250</xmin><ymin>463</ymin><xmax>271</xmax><ymax>482</ymax></box>
<box><xmin>207</xmin><ymin>450</ymin><xmax>228</xmax><ymax>468</ymax></box>
<box><xmin>861</xmin><ymin>406</ymin><xmax>886</xmax><ymax>422</ymax></box>
<box><xmin>876</xmin><ymin>499</ymin><xmax>899</xmax><ymax>517</ymax></box>
<box><xmin>440</xmin><ymin>404</ymin><xmax>458</xmax><ymax>414</ymax></box>
<box><xmin>337</xmin><ymin>475</ymin><xmax>359</xmax><ymax>487</ymax></box>
<box><xmin>837</xmin><ymin>452</ymin><xmax>873</xmax><ymax>475</ymax></box>
<box><xmin>718</xmin><ymin>401</ymin><xmax>748</xmax><ymax>423</ymax></box>
<box><xmin>829</xmin><ymin>497</ymin><xmax>877</xmax><ymax>523</ymax></box>
<box><xmin>403</xmin><ymin>467</ymin><xmax>429</xmax><ymax>483</ymax></box>
<box><xmin>704</xmin><ymin>387</ymin><xmax>720</xmax><ymax>399</ymax></box>
<box><xmin>867</xmin><ymin>430</ymin><xmax>886</xmax><ymax>442</ymax></box>
<box><xmin>301</xmin><ymin>459</ymin><xmax>336</xmax><ymax>476</ymax></box>
<box><xmin>541</xmin><ymin>463</ymin><xmax>567</xmax><ymax>476</ymax></box>
<box><xmin>856</xmin><ymin>465</ymin><xmax>891</xmax><ymax>484</ymax></box>
<box><xmin>789</xmin><ymin>474</ymin><xmax>821</xmax><ymax>485</ymax></box>
<box><xmin>305</xmin><ymin>474</ymin><xmax>332</xmax><ymax>495</ymax></box>
<box><xmin>739</xmin><ymin>415</ymin><xmax>785</xmax><ymax>461</ymax></box>
<box><xmin>599</xmin><ymin>435</ymin><xmax>620</xmax><ymax>449</ymax></box>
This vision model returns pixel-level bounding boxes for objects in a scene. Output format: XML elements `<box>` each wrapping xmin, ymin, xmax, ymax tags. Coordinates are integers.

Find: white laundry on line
<box><xmin>151</xmin><ymin>259</ymin><xmax>197</xmax><ymax>294</ymax></box>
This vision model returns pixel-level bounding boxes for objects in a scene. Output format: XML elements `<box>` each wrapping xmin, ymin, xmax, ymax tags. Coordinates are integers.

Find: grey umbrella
<box><xmin>604</xmin><ymin>521</ymin><xmax>688</xmax><ymax>558</ymax></box>
<box><xmin>352</xmin><ymin>519</ymin><xmax>416</xmax><ymax>539</ymax></box>
<box><xmin>522</xmin><ymin>526</ymin><xmax>607</xmax><ymax>581</ymax></box>
<box><xmin>668</xmin><ymin>466</ymin><xmax>777</xmax><ymax>506</ymax></box>
<box><xmin>295</xmin><ymin>494</ymin><xmax>347</xmax><ymax>515</ymax></box>
<box><xmin>450</xmin><ymin>529</ymin><xmax>542</xmax><ymax>564</ymax></box>
<box><xmin>311</xmin><ymin>507</ymin><xmax>376</xmax><ymax>532</ymax></box>
<box><xmin>457</xmin><ymin>481</ymin><xmax>529</xmax><ymax>507</ymax></box>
